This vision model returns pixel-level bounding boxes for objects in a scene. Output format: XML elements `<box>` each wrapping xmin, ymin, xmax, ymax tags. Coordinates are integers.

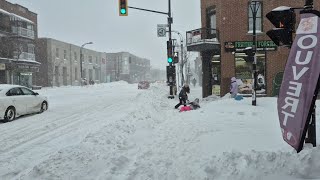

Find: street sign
<box><xmin>157</xmin><ymin>24</ymin><xmax>167</xmax><ymax>37</ymax></box>
<box><xmin>0</xmin><ymin>63</ymin><xmax>5</xmax><ymax>70</ymax></box>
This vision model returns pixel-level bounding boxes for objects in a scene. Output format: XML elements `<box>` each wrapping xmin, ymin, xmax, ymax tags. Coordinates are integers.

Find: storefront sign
<box><xmin>16</xmin><ymin>64</ymin><xmax>39</xmax><ymax>72</ymax></box>
<box><xmin>225</xmin><ymin>40</ymin><xmax>277</xmax><ymax>52</ymax></box>
<box><xmin>0</xmin><ymin>63</ymin><xmax>5</xmax><ymax>70</ymax></box>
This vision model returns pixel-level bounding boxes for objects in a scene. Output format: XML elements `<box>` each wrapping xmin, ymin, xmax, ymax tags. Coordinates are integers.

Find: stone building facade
<box><xmin>36</xmin><ymin>38</ymin><xmax>107</xmax><ymax>87</ymax></box>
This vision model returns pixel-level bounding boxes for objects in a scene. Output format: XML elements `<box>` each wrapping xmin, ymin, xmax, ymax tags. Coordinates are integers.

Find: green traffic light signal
<box><xmin>120</xmin><ymin>8</ymin><xmax>126</xmax><ymax>14</ymax></box>
<box><xmin>168</xmin><ymin>57</ymin><xmax>173</xmax><ymax>63</ymax></box>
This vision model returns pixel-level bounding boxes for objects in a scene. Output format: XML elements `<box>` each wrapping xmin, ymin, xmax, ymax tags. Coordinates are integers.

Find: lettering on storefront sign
<box><xmin>224</xmin><ymin>40</ymin><xmax>278</xmax><ymax>52</ymax></box>
<box><xmin>17</xmin><ymin>64</ymin><xmax>39</xmax><ymax>72</ymax></box>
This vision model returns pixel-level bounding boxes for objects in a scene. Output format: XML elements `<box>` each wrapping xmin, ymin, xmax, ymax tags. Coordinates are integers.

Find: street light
<box><xmin>249</xmin><ymin>0</ymin><xmax>260</xmax><ymax>106</ymax></box>
<box><xmin>80</xmin><ymin>42</ymin><xmax>93</xmax><ymax>86</ymax></box>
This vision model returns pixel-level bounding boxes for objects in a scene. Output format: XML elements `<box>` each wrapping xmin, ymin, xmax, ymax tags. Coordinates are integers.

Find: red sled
<box><xmin>179</xmin><ymin>106</ymin><xmax>192</xmax><ymax>112</ymax></box>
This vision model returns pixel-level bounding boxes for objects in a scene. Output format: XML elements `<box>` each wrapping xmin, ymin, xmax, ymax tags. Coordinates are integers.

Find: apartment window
<box><xmin>248</xmin><ymin>1</ymin><xmax>262</xmax><ymax>33</ymax></box>
<box><xmin>96</xmin><ymin>57</ymin><xmax>98</xmax><ymax>64</ymax></box>
<box><xmin>27</xmin><ymin>44</ymin><xmax>34</xmax><ymax>54</ymax></box>
<box><xmin>89</xmin><ymin>56</ymin><xmax>93</xmax><ymax>63</ymax></box>
<box><xmin>64</xmin><ymin>50</ymin><xmax>67</xmax><ymax>59</ymax></box>
<box><xmin>74</xmin><ymin>51</ymin><xmax>77</xmax><ymax>61</ymax></box>
<box><xmin>56</xmin><ymin>48</ymin><xmax>59</xmax><ymax>58</ymax></box>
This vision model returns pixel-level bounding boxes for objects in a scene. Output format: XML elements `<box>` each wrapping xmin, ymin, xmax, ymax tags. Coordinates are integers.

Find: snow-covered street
<box><xmin>1</xmin><ymin>82</ymin><xmax>320</xmax><ymax>180</ymax></box>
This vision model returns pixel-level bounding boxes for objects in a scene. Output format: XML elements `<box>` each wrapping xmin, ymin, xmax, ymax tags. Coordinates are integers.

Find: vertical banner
<box><xmin>278</xmin><ymin>12</ymin><xmax>320</xmax><ymax>152</ymax></box>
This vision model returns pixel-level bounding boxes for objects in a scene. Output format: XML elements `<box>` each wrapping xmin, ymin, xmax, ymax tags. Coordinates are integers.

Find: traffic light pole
<box><xmin>250</xmin><ymin>1</ymin><xmax>260</xmax><ymax>106</ymax></box>
<box><xmin>128</xmin><ymin>0</ymin><xmax>175</xmax><ymax>98</ymax></box>
<box><xmin>168</xmin><ymin>0</ymin><xmax>175</xmax><ymax>98</ymax></box>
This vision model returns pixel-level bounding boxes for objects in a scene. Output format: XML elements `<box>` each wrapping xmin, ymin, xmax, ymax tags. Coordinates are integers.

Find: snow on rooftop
<box><xmin>0</xmin><ymin>8</ymin><xmax>10</xmax><ymax>15</ymax></box>
<box><xmin>0</xmin><ymin>8</ymin><xmax>34</xmax><ymax>24</ymax></box>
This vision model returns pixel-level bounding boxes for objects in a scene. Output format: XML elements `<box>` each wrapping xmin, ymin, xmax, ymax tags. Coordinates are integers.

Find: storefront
<box><xmin>2</xmin><ymin>60</ymin><xmax>40</xmax><ymax>87</ymax></box>
<box><xmin>224</xmin><ymin>40</ymin><xmax>277</xmax><ymax>96</ymax></box>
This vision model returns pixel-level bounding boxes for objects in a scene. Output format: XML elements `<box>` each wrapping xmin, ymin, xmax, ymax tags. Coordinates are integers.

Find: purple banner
<box><xmin>278</xmin><ymin>13</ymin><xmax>320</xmax><ymax>152</ymax></box>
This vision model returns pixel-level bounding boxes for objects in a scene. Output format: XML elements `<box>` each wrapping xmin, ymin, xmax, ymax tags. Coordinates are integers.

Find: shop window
<box><xmin>248</xmin><ymin>1</ymin><xmax>262</xmax><ymax>33</ymax></box>
<box><xmin>235</xmin><ymin>52</ymin><xmax>266</xmax><ymax>95</ymax></box>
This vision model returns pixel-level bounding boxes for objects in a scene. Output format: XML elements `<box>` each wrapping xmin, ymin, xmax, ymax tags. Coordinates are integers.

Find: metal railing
<box><xmin>12</xmin><ymin>26</ymin><xmax>35</xmax><ymax>39</ymax></box>
<box><xmin>186</xmin><ymin>28</ymin><xmax>220</xmax><ymax>46</ymax></box>
<box><xmin>13</xmin><ymin>51</ymin><xmax>36</xmax><ymax>61</ymax></box>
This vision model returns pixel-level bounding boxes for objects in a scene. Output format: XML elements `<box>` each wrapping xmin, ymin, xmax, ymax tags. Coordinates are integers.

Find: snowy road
<box><xmin>0</xmin><ymin>82</ymin><xmax>140</xmax><ymax>179</ymax></box>
<box><xmin>1</xmin><ymin>81</ymin><xmax>320</xmax><ymax>180</ymax></box>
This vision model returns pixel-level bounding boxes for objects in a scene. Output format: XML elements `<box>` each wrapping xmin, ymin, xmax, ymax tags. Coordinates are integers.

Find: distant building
<box><xmin>106</xmin><ymin>52</ymin><xmax>151</xmax><ymax>83</ymax></box>
<box><xmin>0</xmin><ymin>0</ymin><xmax>39</xmax><ymax>87</ymax></box>
<box><xmin>36</xmin><ymin>38</ymin><xmax>107</xmax><ymax>87</ymax></box>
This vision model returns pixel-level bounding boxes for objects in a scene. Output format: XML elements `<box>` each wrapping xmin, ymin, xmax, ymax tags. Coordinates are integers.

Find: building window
<box><xmin>75</xmin><ymin>67</ymin><xmax>78</xmax><ymax>80</ymax></box>
<box><xmin>83</xmin><ymin>69</ymin><xmax>86</xmax><ymax>78</ymax></box>
<box><xmin>95</xmin><ymin>69</ymin><xmax>99</xmax><ymax>80</ymax></box>
<box><xmin>56</xmin><ymin>48</ymin><xmax>59</xmax><ymax>58</ymax></box>
<box><xmin>235</xmin><ymin>52</ymin><xmax>266</xmax><ymax>95</ymax></box>
<box><xmin>89</xmin><ymin>69</ymin><xmax>93</xmax><ymax>80</ymax></box>
<box><xmin>248</xmin><ymin>1</ymin><xmax>262</xmax><ymax>33</ymax></box>
<box><xmin>74</xmin><ymin>51</ymin><xmax>77</xmax><ymax>61</ymax></box>
<box><xmin>96</xmin><ymin>57</ymin><xmax>98</xmax><ymax>64</ymax></box>
<box><xmin>89</xmin><ymin>56</ymin><xmax>93</xmax><ymax>64</ymax></box>
<box><xmin>64</xmin><ymin>50</ymin><xmax>67</xmax><ymax>59</ymax></box>
<box><xmin>27</xmin><ymin>44</ymin><xmax>34</xmax><ymax>54</ymax></box>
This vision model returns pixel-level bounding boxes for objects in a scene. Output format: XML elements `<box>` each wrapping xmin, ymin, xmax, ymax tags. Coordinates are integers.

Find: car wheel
<box><xmin>40</xmin><ymin>101</ymin><xmax>48</xmax><ymax>113</ymax></box>
<box><xmin>4</xmin><ymin>107</ymin><xmax>16</xmax><ymax>122</ymax></box>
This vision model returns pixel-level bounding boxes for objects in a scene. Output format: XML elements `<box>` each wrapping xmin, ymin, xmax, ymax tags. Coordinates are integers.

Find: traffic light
<box><xmin>166</xmin><ymin>65</ymin><xmax>176</xmax><ymax>86</ymax></box>
<box><xmin>266</xmin><ymin>6</ymin><xmax>296</xmax><ymax>47</ymax></box>
<box><xmin>119</xmin><ymin>0</ymin><xmax>128</xmax><ymax>16</ymax></box>
<box><xmin>167</xmin><ymin>40</ymin><xmax>173</xmax><ymax>64</ymax></box>
<box><xmin>173</xmin><ymin>52</ymin><xmax>179</xmax><ymax>64</ymax></box>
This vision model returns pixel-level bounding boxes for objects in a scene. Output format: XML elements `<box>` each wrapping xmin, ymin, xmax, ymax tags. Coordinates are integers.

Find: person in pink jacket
<box><xmin>230</xmin><ymin>77</ymin><xmax>238</xmax><ymax>98</ymax></box>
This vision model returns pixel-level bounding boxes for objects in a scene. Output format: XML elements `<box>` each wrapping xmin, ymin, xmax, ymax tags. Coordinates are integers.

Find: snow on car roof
<box><xmin>0</xmin><ymin>84</ymin><xmax>24</xmax><ymax>92</ymax></box>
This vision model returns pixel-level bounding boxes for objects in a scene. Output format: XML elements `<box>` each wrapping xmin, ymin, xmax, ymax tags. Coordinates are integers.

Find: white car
<box><xmin>0</xmin><ymin>84</ymin><xmax>48</xmax><ymax>122</ymax></box>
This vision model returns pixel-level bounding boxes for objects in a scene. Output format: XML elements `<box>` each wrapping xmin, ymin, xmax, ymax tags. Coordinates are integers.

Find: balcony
<box><xmin>12</xmin><ymin>26</ymin><xmax>35</xmax><ymax>39</ymax></box>
<box><xmin>13</xmin><ymin>52</ymin><xmax>36</xmax><ymax>62</ymax></box>
<box><xmin>186</xmin><ymin>28</ymin><xmax>220</xmax><ymax>52</ymax></box>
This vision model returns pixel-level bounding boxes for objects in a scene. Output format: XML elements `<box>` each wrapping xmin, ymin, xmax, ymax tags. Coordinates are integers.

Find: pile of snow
<box><xmin>1</xmin><ymin>82</ymin><xmax>320</xmax><ymax>180</ymax></box>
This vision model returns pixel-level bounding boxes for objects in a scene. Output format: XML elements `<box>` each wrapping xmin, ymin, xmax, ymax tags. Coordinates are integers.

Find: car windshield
<box><xmin>0</xmin><ymin>1</ymin><xmax>317</xmax><ymax>180</ymax></box>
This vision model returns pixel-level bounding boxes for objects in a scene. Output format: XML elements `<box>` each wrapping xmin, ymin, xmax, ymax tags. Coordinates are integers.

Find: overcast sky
<box><xmin>7</xmin><ymin>0</ymin><xmax>201</xmax><ymax>70</ymax></box>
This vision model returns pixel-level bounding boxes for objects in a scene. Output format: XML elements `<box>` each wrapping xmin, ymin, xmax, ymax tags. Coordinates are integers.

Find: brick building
<box><xmin>187</xmin><ymin>0</ymin><xmax>320</xmax><ymax>97</ymax></box>
<box><xmin>0</xmin><ymin>0</ymin><xmax>39</xmax><ymax>87</ymax></box>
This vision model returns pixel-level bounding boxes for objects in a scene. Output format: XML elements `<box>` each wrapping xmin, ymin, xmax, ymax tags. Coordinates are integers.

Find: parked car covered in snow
<box><xmin>0</xmin><ymin>84</ymin><xmax>48</xmax><ymax>122</ymax></box>
<box><xmin>138</xmin><ymin>81</ymin><xmax>150</xmax><ymax>89</ymax></box>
